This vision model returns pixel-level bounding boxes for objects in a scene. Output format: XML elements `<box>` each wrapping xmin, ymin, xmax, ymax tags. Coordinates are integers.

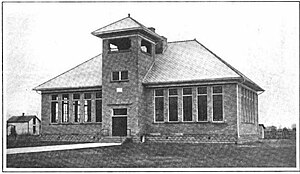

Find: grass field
<box><xmin>6</xmin><ymin>139</ymin><xmax>296</xmax><ymax>168</ymax></box>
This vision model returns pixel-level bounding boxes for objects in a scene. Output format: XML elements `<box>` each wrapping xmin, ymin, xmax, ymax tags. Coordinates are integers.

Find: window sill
<box><xmin>212</xmin><ymin>121</ymin><xmax>226</xmax><ymax>124</ymax></box>
<box><xmin>108</xmin><ymin>50</ymin><xmax>131</xmax><ymax>54</ymax></box>
<box><xmin>152</xmin><ymin>121</ymin><xmax>219</xmax><ymax>124</ymax></box>
<box><xmin>110</xmin><ymin>80</ymin><xmax>129</xmax><ymax>83</ymax></box>
<box><xmin>141</xmin><ymin>51</ymin><xmax>152</xmax><ymax>56</ymax></box>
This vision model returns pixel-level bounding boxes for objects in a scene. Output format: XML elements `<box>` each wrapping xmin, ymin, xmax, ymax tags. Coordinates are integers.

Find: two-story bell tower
<box><xmin>92</xmin><ymin>15</ymin><xmax>166</xmax><ymax>138</ymax></box>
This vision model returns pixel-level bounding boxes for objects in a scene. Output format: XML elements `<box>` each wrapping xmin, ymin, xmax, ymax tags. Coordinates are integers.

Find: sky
<box><xmin>3</xmin><ymin>2</ymin><xmax>299</xmax><ymax>128</ymax></box>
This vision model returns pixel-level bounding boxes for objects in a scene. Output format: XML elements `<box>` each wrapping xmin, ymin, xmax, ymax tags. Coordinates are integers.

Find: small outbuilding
<box><xmin>7</xmin><ymin>114</ymin><xmax>41</xmax><ymax>135</ymax></box>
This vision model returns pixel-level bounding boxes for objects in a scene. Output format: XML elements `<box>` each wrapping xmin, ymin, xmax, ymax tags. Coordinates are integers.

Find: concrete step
<box><xmin>98</xmin><ymin>137</ymin><xmax>129</xmax><ymax>144</ymax></box>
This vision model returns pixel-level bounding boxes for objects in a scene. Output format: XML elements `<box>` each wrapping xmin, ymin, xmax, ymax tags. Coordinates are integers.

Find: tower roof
<box><xmin>91</xmin><ymin>15</ymin><xmax>164</xmax><ymax>41</ymax></box>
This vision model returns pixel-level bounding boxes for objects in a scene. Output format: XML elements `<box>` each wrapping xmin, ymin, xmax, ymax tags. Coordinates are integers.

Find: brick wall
<box><xmin>143</xmin><ymin>84</ymin><xmax>238</xmax><ymax>138</ymax></box>
<box><xmin>41</xmin><ymin>92</ymin><xmax>103</xmax><ymax>135</ymax></box>
<box><xmin>101</xmin><ymin>35</ymin><xmax>155</xmax><ymax>136</ymax></box>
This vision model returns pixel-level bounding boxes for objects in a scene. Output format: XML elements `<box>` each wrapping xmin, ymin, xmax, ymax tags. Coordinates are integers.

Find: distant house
<box><xmin>34</xmin><ymin>15</ymin><xmax>264</xmax><ymax>143</ymax></box>
<box><xmin>7</xmin><ymin>114</ymin><xmax>41</xmax><ymax>135</ymax></box>
<box><xmin>258</xmin><ymin>124</ymin><xmax>265</xmax><ymax>139</ymax></box>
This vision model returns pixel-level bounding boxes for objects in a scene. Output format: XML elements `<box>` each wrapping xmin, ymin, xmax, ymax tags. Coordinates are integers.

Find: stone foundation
<box><xmin>145</xmin><ymin>134</ymin><xmax>237</xmax><ymax>143</ymax></box>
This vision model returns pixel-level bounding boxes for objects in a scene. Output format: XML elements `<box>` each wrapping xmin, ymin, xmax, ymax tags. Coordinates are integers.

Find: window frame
<box><xmin>168</xmin><ymin>88</ymin><xmax>179</xmax><ymax>122</ymax></box>
<box><xmin>154</xmin><ymin>89</ymin><xmax>164</xmax><ymax>123</ymax></box>
<box><xmin>182</xmin><ymin>88</ymin><xmax>193</xmax><ymax>122</ymax></box>
<box><xmin>72</xmin><ymin>93</ymin><xmax>81</xmax><ymax>123</ymax></box>
<box><xmin>111</xmin><ymin>70</ymin><xmax>129</xmax><ymax>82</ymax></box>
<box><xmin>212</xmin><ymin>86</ymin><xmax>224</xmax><ymax>123</ymax></box>
<box><xmin>95</xmin><ymin>91</ymin><xmax>102</xmax><ymax>123</ymax></box>
<box><xmin>84</xmin><ymin>93</ymin><xmax>92</xmax><ymax>123</ymax></box>
<box><xmin>197</xmin><ymin>86</ymin><xmax>208</xmax><ymax>122</ymax></box>
<box><xmin>61</xmin><ymin>94</ymin><xmax>70</xmax><ymax>123</ymax></box>
<box><xmin>112</xmin><ymin>108</ymin><xmax>127</xmax><ymax>117</ymax></box>
<box><xmin>50</xmin><ymin>95</ymin><xmax>59</xmax><ymax>124</ymax></box>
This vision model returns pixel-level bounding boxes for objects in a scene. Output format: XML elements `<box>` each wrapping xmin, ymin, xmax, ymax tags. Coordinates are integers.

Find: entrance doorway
<box><xmin>112</xmin><ymin>108</ymin><xmax>127</xmax><ymax>136</ymax></box>
<box><xmin>112</xmin><ymin>117</ymin><xmax>127</xmax><ymax>136</ymax></box>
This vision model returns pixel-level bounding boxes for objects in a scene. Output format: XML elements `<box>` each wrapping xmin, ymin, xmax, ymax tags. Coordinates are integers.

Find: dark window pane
<box><xmin>155</xmin><ymin>97</ymin><xmax>164</xmax><ymax>122</ymax></box>
<box><xmin>62</xmin><ymin>101</ymin><xmax>69</xmax><ymax>123</ymax></box>
<box><xmin>169</xmin><ymin>97</ymin><xmax>178</xmax><ymax>121</ymax></box>
<box><xmin>84</xmin><ymin>93</ymin><xmax>91</xmax><ymax>99</ymax></box>
<box><xmin>155</xmin><ymin>89</ymin><xmax>164</xmax><ymax>96</ymax></box>
<box><xmin>197</xmin><ymin>87</ymin><xmax>207</xmax><ymax>94</ymax></box>
<box><xmin>121</xmin><ymin>71</ymin><xmax>128</xmax><ymax>80</ymax></box>
<box><xmin>183</xmin><ymin>96</ymin><xmax>192</xmax><ymax>121</ymax></box>
<box><xmin>169</xmin><ymin>89</ymin><xmax>178</xmax><ymax>96</ymax></box>
<box><xmin>73</xmin><ymin>101</ymin><xmax>80</xmax><ymax>122</ymax></box>
<box><xmin>73</xmin><ymin>93</ymin><xmax>80</xmax><ymax>100</ymax></box>
<box><xmin>96</xmin><ymin>100</ymin><xmax>102</xmax><ymax>122</ymax></box>
<box><xmin>213</xmin><ymin>95</ymin><xmax>223</xmax><ymax>121</ymax></box>
<box><xmin>62</xmin><ymin>94</ymin><xmax>69</xmax><ymax>100</ymax></box>
<box><xmin>84</xmin><ymin>100</ymin><xmax>92</xmax><ymax>122</ymax></box>
<box><xmin>183</xmin><ymin>88</ymin><xmax>192</xmax><ymax>95</ymax></box>
<box><xmin>113</xmin><ymin>108</ymin><xmax>127</xmax><ymax>115</ymax></box>
<box><xmin>51</xmin><ymin>102</ymin><xmax>58</xmax><ymax>123</ymax></box>
<box><xmin>51</xmin><ymin>95</ymin><xmax>58</xmax><ymax>100</ymax></box>
<box><xmin>96</xmin><ymin>91</ymin><xmax>102</xmax><ymax>98</ymax></box>
<box><xmin>33</xmin><ymin>118</ymin><xmax>36</xmax><ymax>124</ymax></box>
<box><xmin>109</xmin><ymin>38</ymin><xmax>131</xmax><ymax>51</ymax></box>
<box><xmin>213</xmin><ymin>86</ymin><xmax>222</xmax><ymax>93</ymax></box>
<box><xmin>198</xmin><ymin>96</ymin><xmax>207</xmax><ymax>121</ymax></box>
<box><xmin>112</xmin><ymin>71</ymin><xmax>119</xmax><ymax>81</ymax></box>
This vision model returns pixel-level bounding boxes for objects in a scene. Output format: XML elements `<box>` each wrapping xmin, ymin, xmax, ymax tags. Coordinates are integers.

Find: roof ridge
<box><xmin>91</xmin><ymin>16</ymin><xmax>130</xmax><ymax>35</ymax></box>
<box><xmin>168</xmin><ymin>39</ymin><xmax>196</xmax><ymax>44</ymax></box>
<box><xmin>193</xmin><ymin>39</ymin><xmax>263</xmax><ymax>90</ymax></box>
<box><xmin>33</xmin><ymin>54</ymin><xmax>102</xmax><ymax>90</ymax></box>
<box><xmin>193</xmin><ymin>39</ymin><xmax>246</xmax><ymax>79</ymax></box>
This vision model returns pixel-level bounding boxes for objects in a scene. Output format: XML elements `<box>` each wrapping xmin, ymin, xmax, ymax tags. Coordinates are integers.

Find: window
<box><xmin>109</xmin><ymin>38</ymin><xmax>131</xmax><ymax>52</ymax></box>
<box><xmin>84</xmin><ymin>93</ymin><xmax>92</xmax><ymax>122</ymax></box>
<box><xmin>197</xmin><ymin>87</ymin><xmax>207</xmax><ymax>121</ymax></box>
<box><xmin>183</xmin><ymin>88</ymin><xmax>193</xmax><ymax>122</ymax></box>
<box><xmin>50</xmin><ymin>95</ymin><xmax>58</xmax><ymax>123</ymax></box>
<box><xmin>33</xmin><ymin>118</ymin><xmax>36</xmax><ymax>125</ymax></box>
<box><xmin>141</xmin><ymin>39</ymin><xmax>152</xmax><ymax>55</ymax></box>
<box><xmin>154</xmin><ymin>89</ymin><xmax>164</xmax><ymax>122</ymax></box>
<box><xmin>169</xmin><ymin>89</ymin><xmax>178</xmax><ymax>122</ymax></box>
<box><xmin>213</xmin><ymin>86</ymin><xmax>223</xmax><ymax>122</ymax></box>
<box><xmin>96</xmin><ymin>91</ymin><xmax>102</xmax><ymax>122</ymax></box>
<box><xmin>111</xmin><ymin>71</ymin><xmax>128</xmax><ymax>81</ymax></box>
<box><xmin>62</xmin><ymin>94</ymin><xmax>69</xmax><ymax>123</ymax></box>
<box><xmin>242</xmin><ymin>87</ymin><xmax>256</xmax><ymax>124</ymax></box>
<box><xmin>73</xmin><ymin>93</ymin><xmax>80</xmax><ymax>123</ymax></box>
<box><xmin>113</xmin><ymin>108</ymin><xmax>127</xmax><ymax>116</ymax></box>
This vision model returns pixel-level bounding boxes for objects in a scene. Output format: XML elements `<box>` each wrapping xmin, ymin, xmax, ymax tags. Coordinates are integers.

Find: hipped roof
<box><xmin>34</xmin><ymin>16</ymin><xmax>263</xmax><ymax>92</ymax></box>
<box><xmin>91</xmin><ymin>16</ymin><xmax>163</xmax><ymax>41</ymax></box>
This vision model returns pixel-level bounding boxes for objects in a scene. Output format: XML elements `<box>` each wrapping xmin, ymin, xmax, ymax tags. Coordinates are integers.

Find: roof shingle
<box><xmin>143</xmin><ymin>40</ymin><xmax>240</xmax><ymax>83</ymax></box>
<box><xmin>34</xmin><ymin>54</ymin><xmax>102</xmax><ymax>91</ymax></box>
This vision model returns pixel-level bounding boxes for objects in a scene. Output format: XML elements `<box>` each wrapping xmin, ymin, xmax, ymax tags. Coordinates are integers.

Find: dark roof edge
<box><xmin>33</xmin><ymin>54</ymin><xmax>102</xmax><ymax>91</ymax></box>
<box><xmin>193</xmin><ymin>39</ymin><xmax>264</xmax><ymax>92</ymax></box>
<box><xmin>7</xmin><ymin>115</ymin><xmax>40</xmax><ymax>123</ymax></box>
<box><xmin>37</xmin><ymin>86</ymin><xmax>102</xmax><ymax>93</ymax></box>
<box><xmin>143</xmin><ymin>77</ymin><xmax>242</xmax><ymax>86</ymax></box>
